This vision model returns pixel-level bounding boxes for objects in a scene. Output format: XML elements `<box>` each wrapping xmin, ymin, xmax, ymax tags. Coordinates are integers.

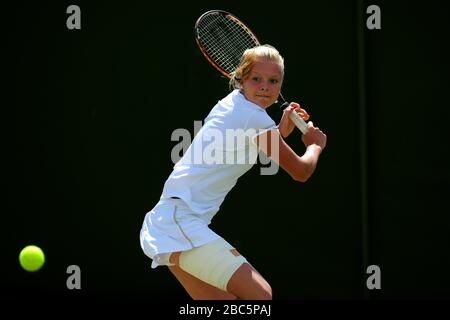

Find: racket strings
<box><xmin>197</xmin><ymin>13</ymin><xmax>259</xmax><ymax>75</ymax></box>
<box><xmin>198</xmin><ymin>16</ymin><xmax>245</xmax><ymax>72</ymax></box>
<box><xmin>206</xmin><ymin>20</ymin><xmax>255</xmax><ymax>72</ymax></box>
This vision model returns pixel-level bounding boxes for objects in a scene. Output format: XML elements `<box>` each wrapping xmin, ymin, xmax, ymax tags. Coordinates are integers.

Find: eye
<box><xmin>270</xmin><ymin>79</ymin><xmax>279</xmax><ymax>84</ymax></box>
<box><xmin>252</xmin><ymin>76</ymin><xmax>261</xmax><ymax>82</ymax></box>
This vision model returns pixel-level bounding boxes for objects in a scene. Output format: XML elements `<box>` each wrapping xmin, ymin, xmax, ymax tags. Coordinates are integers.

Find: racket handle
<box><xmin>289</xmin><ymin>111</ymin><xmax>309</xmax><ymax>134</ymax></box>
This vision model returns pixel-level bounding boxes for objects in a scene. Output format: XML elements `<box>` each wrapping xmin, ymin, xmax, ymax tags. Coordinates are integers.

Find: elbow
<box><xmin>294</xmin><ymin>175</ymin><xmax>309</xmax><ymax>183</ymax></box>
<box><xmin>292</xmin><ymin>165</ymin><xmax>314</xmax><ymax>183</ymax></box>
<box><xmin>292</xmin><ymin>172</ymin><xmax>311</xmax><ymax>183</ymax></box>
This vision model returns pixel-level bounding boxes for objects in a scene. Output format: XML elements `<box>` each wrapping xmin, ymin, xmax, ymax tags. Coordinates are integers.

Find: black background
<box><xmin>5</xmin><ymin>0</ymin><xmax>450</xmax><ymax>310</ymax></box>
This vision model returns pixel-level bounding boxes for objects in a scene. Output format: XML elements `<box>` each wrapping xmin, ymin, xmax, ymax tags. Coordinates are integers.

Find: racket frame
<box><xmin>194</xmin><ymin>10</ymin><xmax>309</xmax><ymax>134</ymax></box>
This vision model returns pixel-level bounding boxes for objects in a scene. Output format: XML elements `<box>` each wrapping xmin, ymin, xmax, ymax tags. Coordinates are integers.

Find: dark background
<box><xmin>4</xmin><ymin>0</ymin><xmax>450</xmax><ymax>305</ymax></box>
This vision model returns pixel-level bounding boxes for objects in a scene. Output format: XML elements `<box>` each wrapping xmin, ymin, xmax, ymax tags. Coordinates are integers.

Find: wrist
<box><xmin>307</xmin><ymin>143</ymin><xmax>323</xmax><ymax>154</ymax></box>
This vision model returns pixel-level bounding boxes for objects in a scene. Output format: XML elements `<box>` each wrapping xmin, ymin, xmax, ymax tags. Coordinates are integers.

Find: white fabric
<box><xmin>161</xmin><ymin>89</ymin><xmax>277</xmax><ymax>216</ymax></box>
<box><xmin>179</xmin><ymin>238</ymin><xmax>247</xmax><ymax>291</ymax></box>
<box><xmin>140</xmin><ymin>90</ymin><xmax>277</xmax><ymax>268</ymax></box>
<box><xmin>140</xmin><ymin>197</ymin><xmax>221</xmax><ymax>268</ymax></box>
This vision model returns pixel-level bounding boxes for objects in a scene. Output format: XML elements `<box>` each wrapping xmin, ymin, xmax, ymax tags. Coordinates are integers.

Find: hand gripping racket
<box><xmin>194</xmin><ymin>10</ymin><xmax>309</xmax><ymax>134</ymax></box>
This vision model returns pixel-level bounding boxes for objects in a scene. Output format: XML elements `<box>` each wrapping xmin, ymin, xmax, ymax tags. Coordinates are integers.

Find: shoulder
<box><xmin>232</xmin><ymin>90</ymin><xmax>276</xmax><ymax>127</ymax></box>
<box><xmin>205</xmin><ymin>90</ymin><xmax>275</xmax><ymax>130</ymax></box>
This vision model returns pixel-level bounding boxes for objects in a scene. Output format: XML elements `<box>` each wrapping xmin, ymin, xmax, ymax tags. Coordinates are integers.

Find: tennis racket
<box><xmin>194</xmin><ymin>9</ymin><xmax>309</xmax><ymax>134</ymax></box>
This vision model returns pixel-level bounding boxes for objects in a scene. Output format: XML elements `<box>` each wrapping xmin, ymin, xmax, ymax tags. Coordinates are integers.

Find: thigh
<box><xmin>168</xmin><ymin>252</ymin><xmax>237</xmax><ymax>300</ymax></box>
<box><xmin>169</xmin><ymin>249</ymin><xmax>272</xmax><ymax>300</ymax></box>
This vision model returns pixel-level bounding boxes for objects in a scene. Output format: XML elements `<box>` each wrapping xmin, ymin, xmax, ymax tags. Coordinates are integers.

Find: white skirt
<box><xmin>139</xmin><ymin>196</ymin><xmax>221</xmax><ymax>268</ymax></box>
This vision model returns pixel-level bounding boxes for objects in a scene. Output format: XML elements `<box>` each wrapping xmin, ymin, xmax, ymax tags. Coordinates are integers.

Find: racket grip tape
<box><xmin>289</xmin><ymin>111</ymin><xmax>309</xmax><ymax>134</ymax></box>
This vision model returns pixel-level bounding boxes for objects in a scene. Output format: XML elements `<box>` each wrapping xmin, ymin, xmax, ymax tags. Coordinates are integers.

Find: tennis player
<box><xmin>140</xmin><ymin>45</ymin><xmax>327</xmax><ymax>300</ymax></box>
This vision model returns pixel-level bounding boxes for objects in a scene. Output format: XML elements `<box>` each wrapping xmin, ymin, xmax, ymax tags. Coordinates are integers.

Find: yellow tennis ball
<box><xmin>19</xmin><ymin>245</ymin><xmax>45</xmax><ymax>272</ymax></box>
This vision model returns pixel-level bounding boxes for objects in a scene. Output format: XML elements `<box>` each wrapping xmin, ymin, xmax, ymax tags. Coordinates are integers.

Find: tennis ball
<box><xmin>19</xmin><ymin>245</ymin><xmax>45</xmax><ymax>272</ymax></box>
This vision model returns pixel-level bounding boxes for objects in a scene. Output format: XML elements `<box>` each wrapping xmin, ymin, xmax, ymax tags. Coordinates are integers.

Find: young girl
<box><xmin>140</xmin><ymin>45</ymin><xmax>327</xmax><ymax>300</ymax></box>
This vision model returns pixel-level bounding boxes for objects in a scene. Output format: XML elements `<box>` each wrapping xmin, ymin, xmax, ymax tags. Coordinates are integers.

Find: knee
<box><xmin>258</xmin><ymin>282</ymin><xmax>272</xmax><ymax>300</ymax></box>
<box><xmin>227</xmin><ymin>263</ymin><xmax>273</xmax><ymax>300</ymax></box>
<box><xmin>266</xmin><ymin>285</ymin><xmax>273</xmax><ymax>300</ymax></box>
<box><xmin>240</xmin><ymin>280</ymin><xmax>272</xmax><ymax>300</ymax></box>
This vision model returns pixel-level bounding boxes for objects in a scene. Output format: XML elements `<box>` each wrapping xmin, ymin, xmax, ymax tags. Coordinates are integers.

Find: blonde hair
<box><xmin>229</xmin><ymin>44</ymin><xmax>284</xmax><ymax>90</ymax></box>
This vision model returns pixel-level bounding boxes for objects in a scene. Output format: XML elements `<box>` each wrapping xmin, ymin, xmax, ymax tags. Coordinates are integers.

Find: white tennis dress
<box><xmin>140</xmin><ymin>89</ymin><xmax>278</xmax><ymax>268</ymax></box>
